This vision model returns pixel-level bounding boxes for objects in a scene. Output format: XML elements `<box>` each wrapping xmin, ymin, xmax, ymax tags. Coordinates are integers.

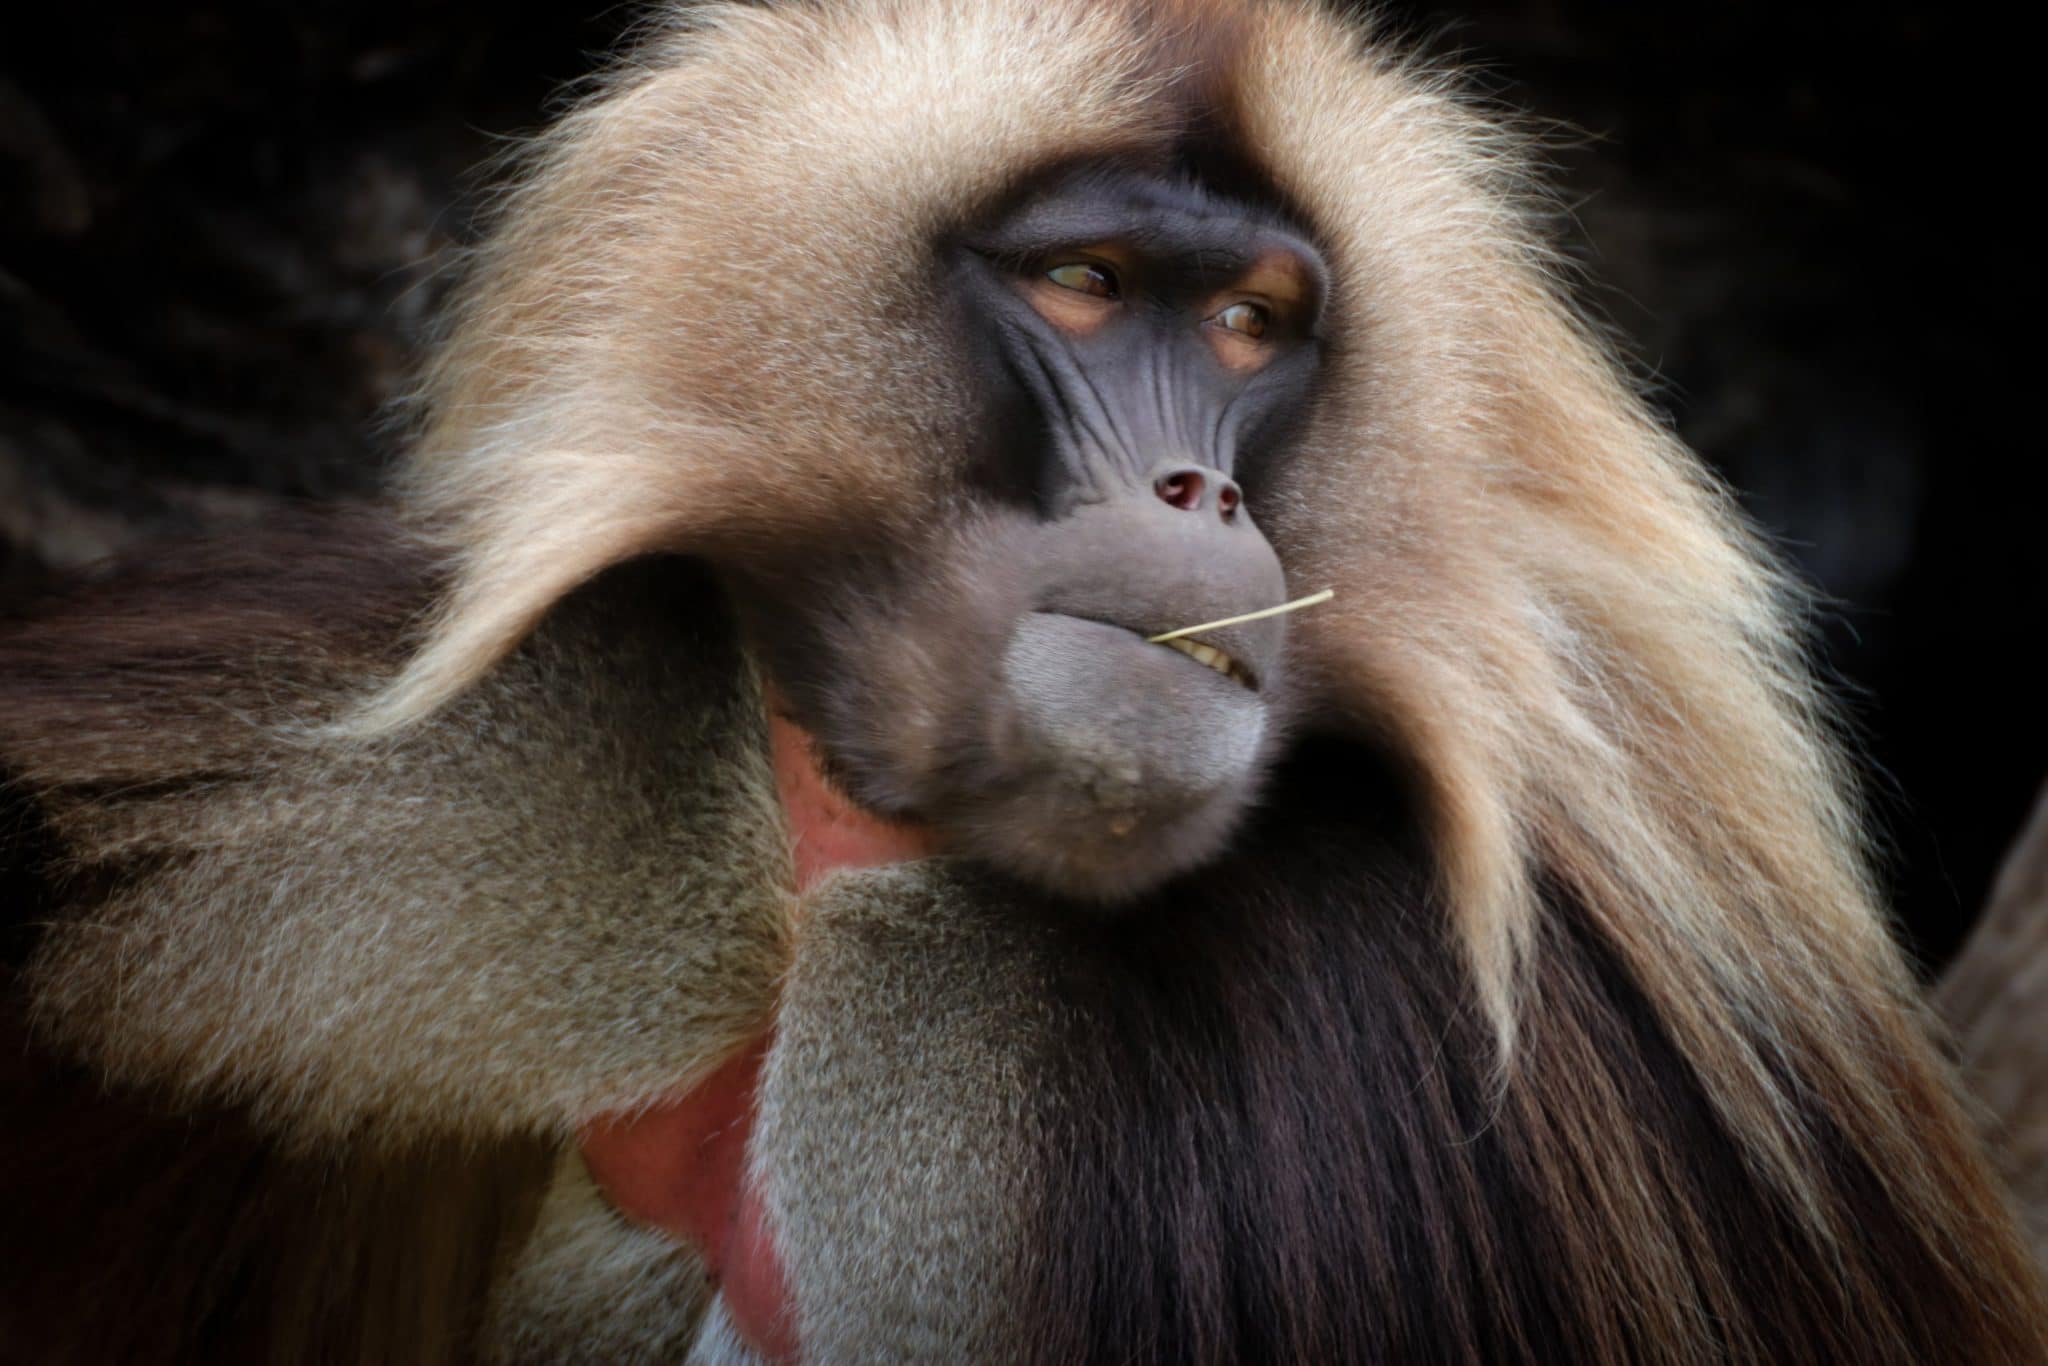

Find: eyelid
<box><xmin>1038</xmin><ymin>243</ymin><xmax>1131</xmax><ymax>277</ymax></box>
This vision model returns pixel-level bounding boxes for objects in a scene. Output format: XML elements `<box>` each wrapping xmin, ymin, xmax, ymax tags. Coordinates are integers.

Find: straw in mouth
<box><xmin>1145</xmin><ymin>588</ymin><xmax>1334</xmax><ymax>644</ymax></box>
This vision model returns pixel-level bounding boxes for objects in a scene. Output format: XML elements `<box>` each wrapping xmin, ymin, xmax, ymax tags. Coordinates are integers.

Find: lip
<box><xmin>1031</xmin><ymin>606</ymin><xmax>1273</xmax><ymax>696</ymax></box>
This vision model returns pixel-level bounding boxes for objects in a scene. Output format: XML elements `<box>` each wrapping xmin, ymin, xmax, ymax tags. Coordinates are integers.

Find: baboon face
<box><xmin>733</xmin><ymin>169</ymin><xmax>1328</xmax><ymax>901</ymax></box>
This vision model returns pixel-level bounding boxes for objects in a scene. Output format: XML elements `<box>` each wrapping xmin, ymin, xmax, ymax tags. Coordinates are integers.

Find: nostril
<box><xmin>1154</xmin><ymin>469</ymin><xmax>1205</xmax><ymax>511</ymax></box>
<box><xmin>1150</xmin><ymin>465</ymin><xmax>1245</xmax><ymax>521</ymax></box>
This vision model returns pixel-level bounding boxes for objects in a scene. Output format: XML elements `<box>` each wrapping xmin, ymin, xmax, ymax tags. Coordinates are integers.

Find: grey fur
<box><xmin>482</xmin><ymin>1154</ymin><xmax>712</xmax><ymax>1365</ymax></box>
<box><xmin>22</xmin><ymin>561</ymin><xmax>791</xmax><ymax>1142</ymax></box>
<box><xmin>756</xmin><ymin>865</ymin><xmax>1054</xmax><ymax>1361</ymax></box>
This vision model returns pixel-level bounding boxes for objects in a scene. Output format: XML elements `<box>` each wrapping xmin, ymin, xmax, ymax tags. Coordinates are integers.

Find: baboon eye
<box><xmin>1213</xmin><ymin>301</ymin><xmax>1269</xmax><ymax>339</ymax></box>
<box><xmin>1046</xmin><ymin>262</ymin><xmax>1119</xmax><ymax>299</ymax></box>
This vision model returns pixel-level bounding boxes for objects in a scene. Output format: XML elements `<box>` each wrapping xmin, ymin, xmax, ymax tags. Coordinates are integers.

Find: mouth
<box><xmin>1154</xmin><ymin>634</ymin><xmax>1257</xmax><ymax>689</ymax></box>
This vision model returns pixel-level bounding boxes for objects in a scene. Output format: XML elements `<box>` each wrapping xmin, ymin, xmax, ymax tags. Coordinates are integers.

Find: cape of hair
<box><xmin>356</xmin><ymin>0</ymin><xmax>2031</xmax><ymax>1310</ymax></box>
<box><xmin>358</xmin><ymin>0</ymin><xmax>1969</xmax><ymax>1191</ymax></box>
<box><xmin>354</xmin><ymin>0</ymin><xmax>2037</xmax><ymax>1325</ymax></box>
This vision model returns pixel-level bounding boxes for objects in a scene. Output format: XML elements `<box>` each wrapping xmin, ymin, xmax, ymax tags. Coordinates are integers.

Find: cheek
<box><xmin>1204</xmin><ymin>326</ymin><xmax>1272</xmax><ymax>374</ymax></box>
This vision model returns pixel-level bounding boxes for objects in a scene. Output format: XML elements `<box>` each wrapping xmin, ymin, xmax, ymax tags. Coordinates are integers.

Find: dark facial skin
<box><xmin>739</xmin><ymin>169</ymin><xmax>1328</xmax><ymax>900</ymax></box>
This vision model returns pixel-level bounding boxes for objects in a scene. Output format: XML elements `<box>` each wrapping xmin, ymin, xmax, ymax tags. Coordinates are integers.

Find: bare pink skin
<box><xmin>579</xmin><ymin>705</ymin><xmax>940</xmax><ymax>1360</ymax></box>
<box><xmin>579</xmin><ymin>1039</ymin><xmax>795</xmax><ymax>1358</ymax></box>
<box><xmin>766</xmin><ymin>707</ymin><xmax>941</xmax><ymax>891</ymax></box>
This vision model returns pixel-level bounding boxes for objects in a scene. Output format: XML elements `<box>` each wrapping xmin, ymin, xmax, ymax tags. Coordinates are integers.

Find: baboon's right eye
<box><xmin>1046</xmin><ymin>261</ymin><xmax>1119</xmax><ymax>299</ymax></box>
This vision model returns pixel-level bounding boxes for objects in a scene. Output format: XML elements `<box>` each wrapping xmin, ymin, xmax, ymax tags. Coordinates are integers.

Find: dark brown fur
<box><xmin>0</xmin><ymin>1009</ymin><xmax>551</xmax><ymax>1366</ymax></box>
<box><xmin>1029</xmin><ymin>745</ymin><xmax>2034</xmax><ymax>1362</ymax></box>
<box><xmin>0</xmin><ymin>506</ymin><xmax>429</xmax><ymax>787</ymax></box>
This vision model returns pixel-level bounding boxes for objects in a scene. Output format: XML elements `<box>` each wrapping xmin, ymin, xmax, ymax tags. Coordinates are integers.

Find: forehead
<box><xmin>971</xmin><ymin>166</ymin><xmax>1315</xmax><ymax>272</ymax></box>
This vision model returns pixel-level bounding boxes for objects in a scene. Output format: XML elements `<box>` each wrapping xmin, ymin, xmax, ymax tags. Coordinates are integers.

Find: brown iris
<box><xmin>1212</xmin><ymin>301</ymin><xmax>1268</xmax><ymax>338</ymax></box>
<box><xmin>1046</xmin><ymin>261</ymin><xmax>1120</xmax><ymax>298</ymax></box>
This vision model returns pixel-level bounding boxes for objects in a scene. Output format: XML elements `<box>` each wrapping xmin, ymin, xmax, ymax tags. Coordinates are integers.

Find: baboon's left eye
<box><xmin>1213</xmin><ymin>302</ymin><xmax>1269</xmax><ymax>339</ymax></box>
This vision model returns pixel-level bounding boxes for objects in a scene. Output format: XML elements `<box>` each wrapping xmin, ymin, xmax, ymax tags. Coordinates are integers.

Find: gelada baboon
<box><xmin>2</xmin><ymin>1</ymin><xmax>2043</xmax><ymax>1362</ymax></box>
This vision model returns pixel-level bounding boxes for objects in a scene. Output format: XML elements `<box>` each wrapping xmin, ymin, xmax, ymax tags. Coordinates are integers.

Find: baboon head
<box><xmin>732</xmin><ymin>164</ymin><xmax>1324</xmax><ymax>900</ymax></box>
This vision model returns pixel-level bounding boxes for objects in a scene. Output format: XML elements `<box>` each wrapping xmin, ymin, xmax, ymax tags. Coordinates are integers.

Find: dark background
<box><xmin>1</xmin><ymin>2</ymin><xmax>2037</xmax><ymax>974</ymax></box>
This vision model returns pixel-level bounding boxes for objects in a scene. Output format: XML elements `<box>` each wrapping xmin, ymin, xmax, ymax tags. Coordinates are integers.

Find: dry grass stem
<box><xmin>1146</xmin><ymin>588</ymin><xmax>1336</xmax><ymax>644</ymax></box>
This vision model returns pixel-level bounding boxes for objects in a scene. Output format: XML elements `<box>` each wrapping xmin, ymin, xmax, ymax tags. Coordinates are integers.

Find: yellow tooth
<box><xmin>1160</xmin><ymin>635</ymin><xmax>1248</xmax><ymax>684</ymax></box>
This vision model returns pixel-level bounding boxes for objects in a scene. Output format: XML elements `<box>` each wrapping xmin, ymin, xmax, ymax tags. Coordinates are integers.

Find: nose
<box><xmin>1151</xmin><ymin>465</ymin><xmax>1242</xmax><ymax>522</ymax></box>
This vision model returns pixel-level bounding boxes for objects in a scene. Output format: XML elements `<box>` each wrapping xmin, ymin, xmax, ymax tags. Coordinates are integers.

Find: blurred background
<box><xmin>1</xmin><ymin>2</ymin><xmax>2037</xmax><ymax>974</ymax></box>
